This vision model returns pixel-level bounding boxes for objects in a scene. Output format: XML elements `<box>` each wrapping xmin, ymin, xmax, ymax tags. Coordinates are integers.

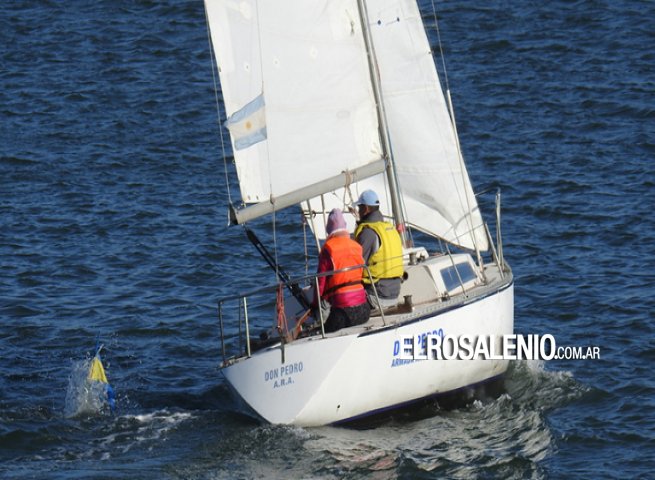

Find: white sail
<box><xmin>207</xmin><ymin>0</ymin><xmax>487</xmax><ymax>250</ymax></box>
<box><xmin>304</xmin><ymin>0</ymin><xmax>488</xmax><ymax>251</ymax></box>
<box><xmin>207</xmin><ymin>0</ymin><xmax>514</xmax><ymax>428</ymax></box>
<box><xmin>369</xmin><ymin>0</ymin><xmax>488</xmax><ymax>251</ymax></box>
<box><xmin>205</xmin><ymin>0</ymin><xmax>384</xmax><ymax>211</ymax></box>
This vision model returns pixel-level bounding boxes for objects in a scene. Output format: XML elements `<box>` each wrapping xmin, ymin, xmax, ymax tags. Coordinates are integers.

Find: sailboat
<box><xmin>204</xmin><ymin>0</ymin><xmax>514</xmax><ymax>426</ymax></box>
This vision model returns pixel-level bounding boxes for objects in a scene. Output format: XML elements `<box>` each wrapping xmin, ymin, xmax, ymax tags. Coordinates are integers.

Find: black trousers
<box><xmin>324</xmin><ymin>302</ymin><xmax>371</xmax><ymax>333</ymax></box>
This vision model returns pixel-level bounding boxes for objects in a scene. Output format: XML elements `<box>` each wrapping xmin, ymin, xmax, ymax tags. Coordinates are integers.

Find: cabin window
<box><xmin>441</xmin><ymin>262</ymin><xmax>477</xmax><ymax>291</ymax></box>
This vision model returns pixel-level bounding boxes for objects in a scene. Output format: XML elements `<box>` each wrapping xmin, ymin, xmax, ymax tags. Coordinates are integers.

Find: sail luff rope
<box><xmin>204</xmin><ymin>5</ymin><xmax>233</xmax><ymax>216</ymax></box>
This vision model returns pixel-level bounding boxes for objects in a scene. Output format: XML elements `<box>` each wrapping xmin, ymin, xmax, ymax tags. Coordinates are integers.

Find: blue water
<box><xmin>2</xmin><ymin>0</ymin><xmax>654</xmax><ymax>478</ymax></box>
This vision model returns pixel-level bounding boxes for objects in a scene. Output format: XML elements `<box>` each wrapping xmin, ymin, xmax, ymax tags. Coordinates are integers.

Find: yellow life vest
<box><xmin>355</xmin><ymin>221</ymin><xmax>404</xmax><ymax>283</ymax></box>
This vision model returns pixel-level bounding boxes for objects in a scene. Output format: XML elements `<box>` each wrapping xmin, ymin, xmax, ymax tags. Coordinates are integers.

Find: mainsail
<box><xmin>205</xmin><ymin>0</ymin><xmax>488</xmax><ymax>251</ymax></box>
<box><xmin>205</xmin><ymin>0</ymin><xmax>385</xmax><ymax>218</ymax></box>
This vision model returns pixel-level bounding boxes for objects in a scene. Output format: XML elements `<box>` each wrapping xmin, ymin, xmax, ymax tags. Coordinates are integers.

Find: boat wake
<box><xmin>504</xmin><ymin>359</ymin><xmax>589</xmax><ymax>411</ymax></box>
<box><xmin>166</xmin><ymin>360</ymin><xmax>589</xmax><ymax>479</ymax></box>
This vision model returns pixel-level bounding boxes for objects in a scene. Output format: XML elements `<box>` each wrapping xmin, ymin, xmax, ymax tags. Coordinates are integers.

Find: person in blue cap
<box><xmin>353</xmin><ymin>190</ymin><xmax>404</xmax><ymax>310</ymax></box>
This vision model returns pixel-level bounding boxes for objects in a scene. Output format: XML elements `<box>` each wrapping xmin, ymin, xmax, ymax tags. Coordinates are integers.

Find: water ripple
<box><xmin>1</xmin><ymin>0</ymin><xmax>653</xmax><ymax>478</ymax></box>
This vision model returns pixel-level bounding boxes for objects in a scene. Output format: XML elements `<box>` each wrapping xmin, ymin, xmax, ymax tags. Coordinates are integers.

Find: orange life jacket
<box><xmin>322</xmin><ymin>235</ymin><xmax>365</xmax><ymax>299</ymax></box>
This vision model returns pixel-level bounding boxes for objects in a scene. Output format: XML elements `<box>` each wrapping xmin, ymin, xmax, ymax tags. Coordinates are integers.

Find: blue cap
<box><xmin>355</xmin><ymin>189</ymin><xmax>379</xmax><ymax>207</ymax></box>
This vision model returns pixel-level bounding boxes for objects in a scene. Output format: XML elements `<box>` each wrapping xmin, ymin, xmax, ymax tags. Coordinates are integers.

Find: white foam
<box><xmin>64</xmin><ymin>359</ymin><xmax>110</xmax><ymax>418</ymax></box>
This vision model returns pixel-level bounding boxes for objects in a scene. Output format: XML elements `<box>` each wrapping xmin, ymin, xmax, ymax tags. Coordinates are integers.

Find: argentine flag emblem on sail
<box><xmin>224</xmin><ymin>93</ymin><xmax>267</xmax><ymax>150</ymax></box>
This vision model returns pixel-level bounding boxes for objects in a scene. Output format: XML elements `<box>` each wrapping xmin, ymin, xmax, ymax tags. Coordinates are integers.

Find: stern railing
<box><xmin>217</xmin><ymin>264</ymin><xmax>382</xmax><ymax>366</ymax></box>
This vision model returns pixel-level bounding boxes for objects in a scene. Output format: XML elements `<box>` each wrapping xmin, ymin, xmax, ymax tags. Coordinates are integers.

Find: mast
<box><xmin>355</xmin><ymin>0</ymin><xmax>408</xmax><ymax>246</ymax></box>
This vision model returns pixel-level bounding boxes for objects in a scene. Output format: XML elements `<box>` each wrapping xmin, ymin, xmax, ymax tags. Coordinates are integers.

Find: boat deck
<box><xmin>326</xmin><ymin>256</ymin><xmax>512</xmax><ymax>338</ymax></box>
<box><xmin>219</xmin><ymin>254</ymin><xmax>513</xmax><ymax>365</ymax></box>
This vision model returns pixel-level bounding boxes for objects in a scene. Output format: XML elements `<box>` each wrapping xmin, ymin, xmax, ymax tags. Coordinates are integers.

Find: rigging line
<box><xmin>302</xmin><ymin>209</ymin><xmax>309</xmax><ymax>278</ymax></box>
<box><xmin>342</xmin><ymin>170</ymin><xmax>356</xmax><ymax>214</ymax></box>
<box><xmin>355</xmin><ymin>0</ymin><xmax>408</xmax><ymax>243</ymax></box>
<box><xmin>391</xmin><ymin>161</ymin><xmax>414</xmax><ymax>247</ymax></box>
<box><xmin>430</xmin><ymin>0</ymin><xmax>450</xmax><ymax>96</ymax></box>
<box><xmin>345</xmin><ymin>185</ymin><xmax>355</xmax><ymax>213</ymax></box>
<box><xmin>272</xmin><ymin>205</ymin><xmax>279</xmax><ymax>280</ymax></box>
<box><xmin>445</xmin><ymin>242</ymin><xmax>469</xmax><ymax>297</ymax></box>
<box><xmin>446</xmin><ymin>90</ymin><xmax>482</xmax><ymax>262</ymax></box>
<box><xmin>305</xmin><ymin>199</ymin><xmax>321</xmax><ymax>254</ymax></box>
<box><xmin>430</xmin><ymin>0</ymin><xmax>481</xmax><ymax>260</ymax></box>
<box><xmin>253</xmin><ymin>0</ymin><xmax>279</xmax><ymax>270</ymax></box>
<box><xmin>320</xmin><ymin>194</ymin><xmax>327</xmax><ymax>242</ymax></box>
<box><xmin>378</xmin><ymin>173</ymin><xmax>412</xmax><ymax>246</ymax></box>
<box><xmin>204</xmin><ymin>5</ymin><xmax>232</xmax><ymax>212</ymax></box>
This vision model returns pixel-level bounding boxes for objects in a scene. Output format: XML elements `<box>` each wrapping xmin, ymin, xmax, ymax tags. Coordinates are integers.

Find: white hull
<box><xmin>222</xmin><ymin>260</ymin><xmax>513</xmax><ymax>426</ymax></box>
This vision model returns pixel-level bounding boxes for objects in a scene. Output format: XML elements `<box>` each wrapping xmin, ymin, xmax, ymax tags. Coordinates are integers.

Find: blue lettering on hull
<box><xmin>264</xmin><ymin>361</ymin><xmax>304</xmax><ymax>388</ymax></box>
<box><xmin>391</xmin><ymin>328</ymin><xmax>445</xmax><ymax>367</ymax></box>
